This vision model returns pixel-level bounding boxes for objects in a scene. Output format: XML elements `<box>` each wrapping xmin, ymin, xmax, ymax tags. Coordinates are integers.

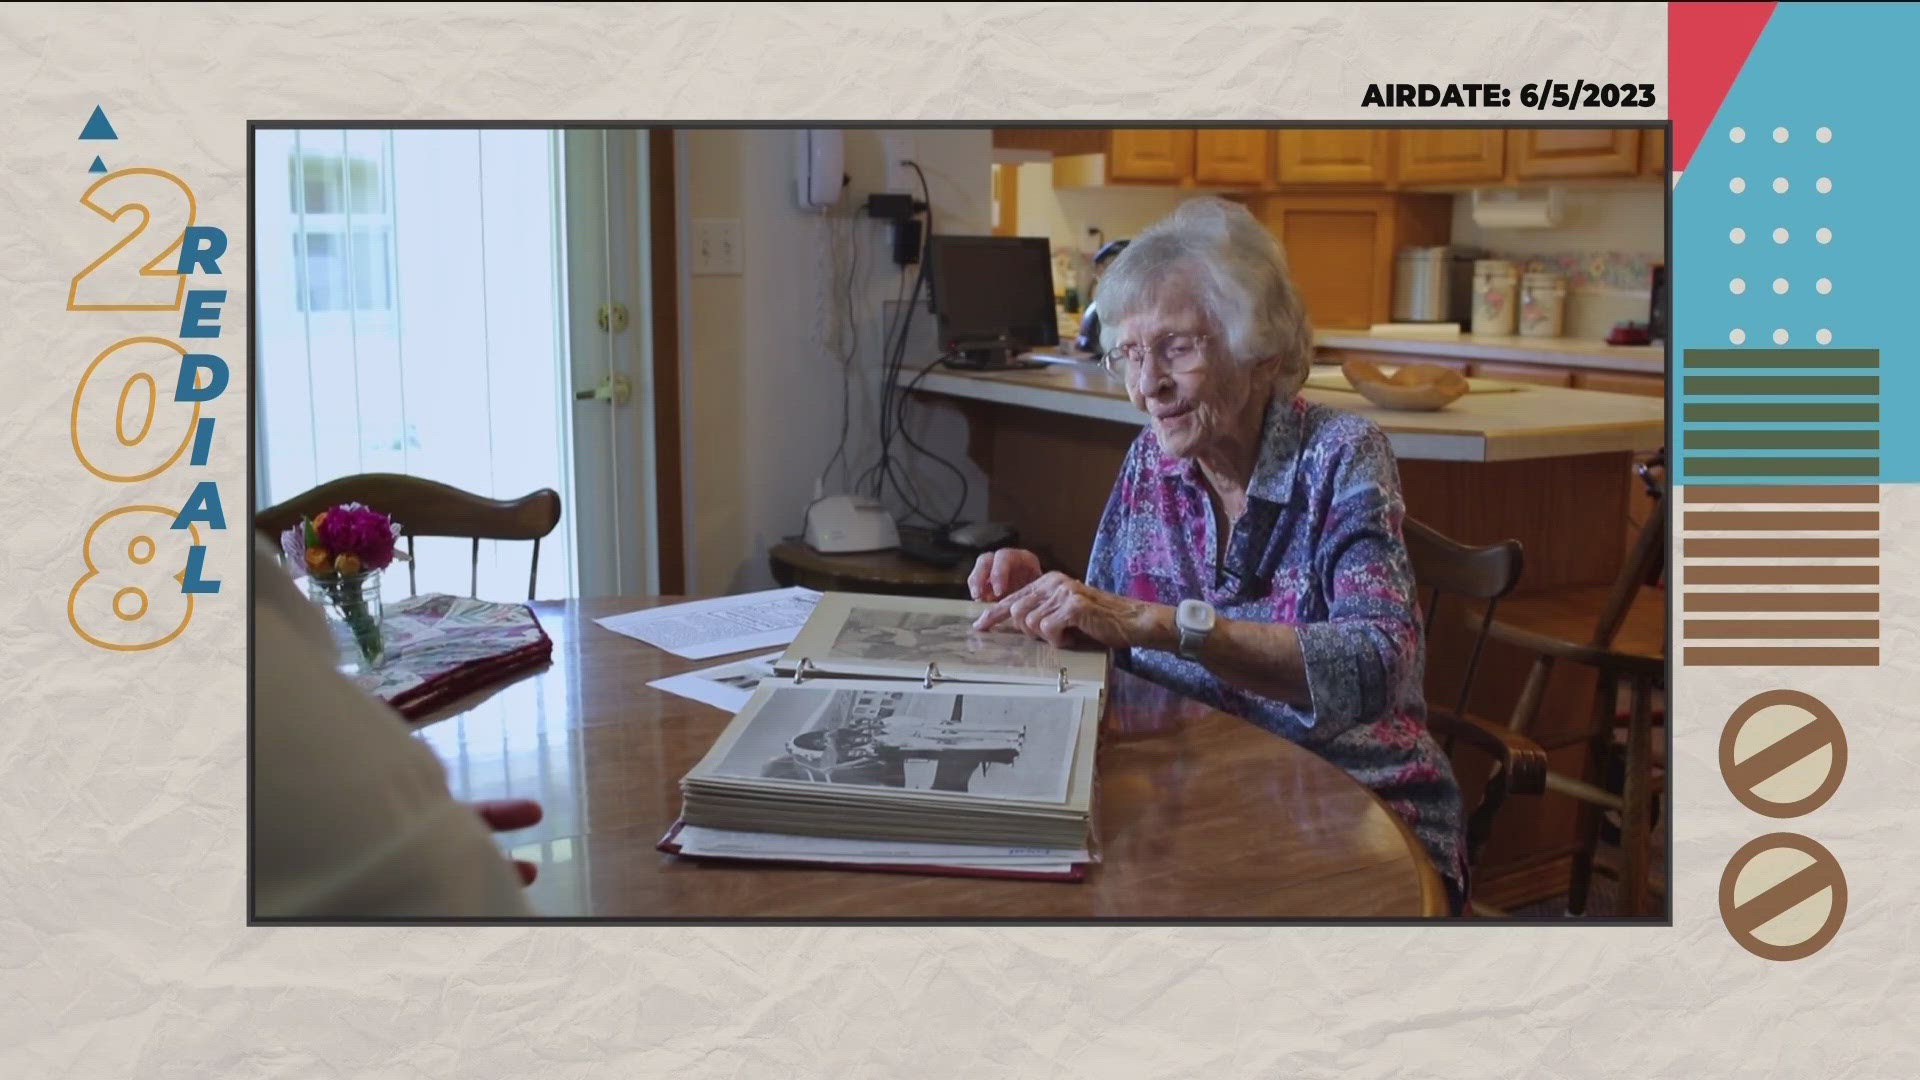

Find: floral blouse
<box><xmin>1086</xmin><ymin>393</ymin><xmax>1468</xmax><ymax>902</ymax></box>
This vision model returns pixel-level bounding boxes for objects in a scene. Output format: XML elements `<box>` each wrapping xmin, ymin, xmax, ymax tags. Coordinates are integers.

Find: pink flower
<box><xmin>316</xmin><ymin>502</ymin><xmax>399</xmax><ymax>571</ymax></box>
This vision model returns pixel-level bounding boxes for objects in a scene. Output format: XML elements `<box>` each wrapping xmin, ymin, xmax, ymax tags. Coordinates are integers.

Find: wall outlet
<box><xmin>692</xmin><ymin>218</ymin><xmax>743</xmax><ymax>275</ymax></box>
<box><xmin>882</xmin><ymin>132</ymin><xmax>915</xmax><ymax>194</ymax></box>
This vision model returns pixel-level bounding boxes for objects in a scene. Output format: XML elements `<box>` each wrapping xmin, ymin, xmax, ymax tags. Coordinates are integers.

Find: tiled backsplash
<box><xmin>1489</xmin><ymin>251</ymin><xmax>1660</xmax><ymax>292</ymax></box>
<box><xmin>1475</xmin><ymin>251</ymin><xmax>1657</xmax><ymax>339</ymax></box>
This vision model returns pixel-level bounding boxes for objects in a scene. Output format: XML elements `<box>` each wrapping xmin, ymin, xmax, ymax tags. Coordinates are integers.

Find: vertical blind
<box><xmin>253</xmin><ymin>129</ymin><xmax>577</xmax><ymax>599</ymax></box>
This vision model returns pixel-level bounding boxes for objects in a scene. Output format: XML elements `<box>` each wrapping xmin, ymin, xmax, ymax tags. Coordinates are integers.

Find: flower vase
<box><xmin>309</xmin><ymin>570</ymin><xmax>386</xmax><ymax>672</ymax></box>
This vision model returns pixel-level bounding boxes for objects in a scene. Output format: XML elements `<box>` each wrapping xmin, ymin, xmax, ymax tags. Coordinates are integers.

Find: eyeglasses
<box><xmin>1100</xmin><ymin>333</ymin><xmax>1211</xmax><ymax>379</ymax></box>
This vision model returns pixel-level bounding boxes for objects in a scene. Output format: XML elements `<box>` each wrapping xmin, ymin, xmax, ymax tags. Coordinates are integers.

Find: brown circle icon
<box><xmin>1719</xmin><ymin>832</ymin><xmax>1848</xmax><ymax>961</ymax></box>
<box><xmin>1719</xmin><ymin>689</ymin><xmax>1847</xmax><ymax>818</ymax></box>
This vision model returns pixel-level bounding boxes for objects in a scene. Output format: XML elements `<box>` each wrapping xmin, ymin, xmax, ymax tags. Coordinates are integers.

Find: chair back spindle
<box><xmin>255</xmin><ymin>473</ymin><xmax>562</xmax><ymax>601</ymax></box>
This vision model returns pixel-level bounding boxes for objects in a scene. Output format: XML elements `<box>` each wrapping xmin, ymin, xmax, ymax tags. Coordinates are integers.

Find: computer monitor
<box><xmin>926</xmin><ymin>235</ymin><xmax>1059</xmax><ymax>355</ymax></box>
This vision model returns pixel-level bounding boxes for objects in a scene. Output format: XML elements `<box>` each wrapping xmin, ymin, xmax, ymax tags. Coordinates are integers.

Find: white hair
<box><xmin>1093</xmin><ymin>196</ymin><xmax>1315</xmax><ymax>395</ymax></box>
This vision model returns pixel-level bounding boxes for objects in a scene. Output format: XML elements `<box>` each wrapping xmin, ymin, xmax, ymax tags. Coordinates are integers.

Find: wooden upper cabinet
<box><xmin>1641</xmin><ymin>129</ymin><xmax>1667</xmax><ymax>177</ymax></box>
<box><xmin>991</xmin><ymin>129</ymin><xmax>1106</xmax><ymax>156</ymax></box>
<box><xmin>1260</xmin><ymin>198</ymin><xmax>1385</xmax><ymax>329</ymax></box>
<box><xmin>1396</xmin><ymin>130</ymin><xmax>1506</xmax><ymax>184</ymax></box>
<box><xmin>1107</xmin><ymin>129</ymin><xmax>1195</xmax><ymax>183</ymax></box>
<box><xmin>1275</xmin><ymin>130</ymin><xmax>1393</xmax><ymax>185</ymax></box>
<box><xmin>1193</xmin><ymin>130</ymin><xmax>1271</xmax><ymax>186</ymax></box>
<box><xmin>1510</xmin><ymin>129</ymin><xmax>1641</xmax><ymax>179</ymax></box>
<box><xmin>1251</xmin><ymin>193</ymin><xmax>1450</xmax><ymax>330</ymax></box>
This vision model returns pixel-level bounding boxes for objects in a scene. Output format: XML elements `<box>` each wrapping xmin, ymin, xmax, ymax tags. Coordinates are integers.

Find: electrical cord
<box><xmin>876</xmin><ymin>160</ymin><xmax>973</xmax><ymax>529</ymax></box>
<box><xmin>894</xmin><ymin>352</ymin><xmax>970</xmax><ymax>526</ymax></box>
<box><xmin>816</xmin><ymin>199</ymin><xmax>860</xmax><ymax>495</ymax></box>
<box><xmin>876</xmin><ymin>249</ymin><xmax>936</xmax><ymax>521</ymax></box>
<box><xmin>800</xmin><ymin>200</ymin><xmax>865</xmax><ymax>540</ymax></box>
<box><xmin>858</xmin><ymin>268</ymin><xmax>945</xmax><ymax>528</ymax></box>
<box><xmin>857</xmin><ymin>267</ymin><xmax>914</xmax><ymax>501</ymax></box>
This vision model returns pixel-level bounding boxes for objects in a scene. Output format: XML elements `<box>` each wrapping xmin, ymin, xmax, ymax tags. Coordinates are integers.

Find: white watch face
<box><xmin>1178</xmin><ymin>599</ymin><xmax>1215</xmax><ymax>634</ymax></box>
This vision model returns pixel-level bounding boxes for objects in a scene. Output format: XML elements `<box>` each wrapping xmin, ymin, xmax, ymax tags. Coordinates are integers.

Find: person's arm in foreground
<box><xmin>252</xmin><ymin>537</ymin><xmax>535</xmax><ymax>918</ymax></box>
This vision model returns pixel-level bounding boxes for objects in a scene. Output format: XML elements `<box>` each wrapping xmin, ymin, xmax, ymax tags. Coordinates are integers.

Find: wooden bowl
<box><xmin>1340</xmin><ymin>359</ymin><xmax>1469</xmax><ymax>411</ymax></box>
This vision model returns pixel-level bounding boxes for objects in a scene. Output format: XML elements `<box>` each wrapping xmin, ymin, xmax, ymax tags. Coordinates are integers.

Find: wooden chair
<box><xmin>1488</xmin><ymin>469</ymin><xmax>1668</xmax><ymax>917</ymax></box>
<box><xmin>1400</xmin><ymin>518</ymin><xmax>1549</xmax><ymax>904</ymax></box>
<box><xmin>255</xmin><ymin>473</ymin><xmax>562</xmax><ymax>600</ymax></box>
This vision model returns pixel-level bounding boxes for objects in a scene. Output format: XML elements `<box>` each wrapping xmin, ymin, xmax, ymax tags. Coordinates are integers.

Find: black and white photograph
<box><xmin>710</xmin><ymin>687</ymin><xmax>1079</xmax><ymax>803</ymax></box>
<box><xmin>646</xmin><ymin>651</ymin><xmax>784</xmax><ymax>713</ymax></box>
<box><xmin>828</xmin><ymin>606</ymin><xmax>1056</xmax><ymax>674</ymax></box>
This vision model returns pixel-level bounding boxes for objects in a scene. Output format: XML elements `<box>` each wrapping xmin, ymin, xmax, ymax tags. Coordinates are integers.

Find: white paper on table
<box><xmin>673</xmin><ymin>824</ymin><xmax>1088</xmax><ymax>869</ymax></box>
<box><xmin>595</xmin><ymin>587</ymin><xmax>822</xmax><ymax>660</ymax></box>
<box><xmin>646</xmin><ymin>651</ymin><xmax>784</xmax><ymax>713</ymax></box>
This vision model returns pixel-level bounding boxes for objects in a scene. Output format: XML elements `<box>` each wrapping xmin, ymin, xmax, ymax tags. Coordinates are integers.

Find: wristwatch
<box><xmin>1175</xmin><ymin>599</ymin><xmax>1216</xmax><ymax>660</ymax></box>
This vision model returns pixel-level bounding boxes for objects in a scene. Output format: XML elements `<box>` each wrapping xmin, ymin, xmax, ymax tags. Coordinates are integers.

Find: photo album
<box><xmin>666</xmin><ymin>593</ymin><xmax>1108</xmax><ymax>875</ymax></box>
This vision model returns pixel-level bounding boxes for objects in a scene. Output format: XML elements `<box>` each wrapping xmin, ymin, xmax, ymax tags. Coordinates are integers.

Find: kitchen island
<box><xmin>906</xmin><ymin>360</ymin><xmax>1664</xmax><ymax>590</ymax></box>
<box><xmin>1314</xmin><ymin>329</ymin><xmax>1665</xmax><ymax>376</ymax></box>
<box><xmin>905</xmin><ymin>358</ymin><xmax>1669</xmax><ymax>911</ymax></box>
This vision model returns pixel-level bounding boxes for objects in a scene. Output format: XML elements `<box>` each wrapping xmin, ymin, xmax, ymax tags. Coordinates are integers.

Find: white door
<box><xmin>254</xmin><ymin>127</ymin><xmax>655</xmax><ymax>600</ymax></box>
<box><xmin>560</xmin><ymin>130</ymin><xmax>655</xmax><ymax>597</ymax></box>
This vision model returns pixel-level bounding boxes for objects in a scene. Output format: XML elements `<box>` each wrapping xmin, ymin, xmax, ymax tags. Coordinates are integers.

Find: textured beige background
<box><xmin>5</xmin><ymin>4</ymin><xmax>1914</xmax><ymax>1077</ymax></box>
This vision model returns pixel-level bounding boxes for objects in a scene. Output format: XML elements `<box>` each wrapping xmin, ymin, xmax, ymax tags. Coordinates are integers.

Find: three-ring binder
<box><xmin>786</xmin><ymin>656</ymin><xmax>1073</xmax><ymax>692</ymax></box>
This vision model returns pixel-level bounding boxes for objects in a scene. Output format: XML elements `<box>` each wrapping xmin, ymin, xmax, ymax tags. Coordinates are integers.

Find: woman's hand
<box><xmin>967</xmin><ymin>547</ymin><xmax>1044</xmax><ymax>602</ymax></box>
<box><xmin>973</xmin><ymin>571</ymin><xmax>1168</xmax><ymax>650</ymax></box>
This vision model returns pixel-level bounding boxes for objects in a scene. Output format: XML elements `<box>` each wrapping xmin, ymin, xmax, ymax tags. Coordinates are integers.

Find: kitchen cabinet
<box><xmin>1396</xmin><ymin>130</ymin><xmax>1507</xmax><ymax>184</ymax></box>
<box><xmin>1316</xmin><ymin>348</ymin><xmax>1472</xmax><ymax>376</ymax></box>
<box><xmin>1250</xmin><ymin>193</ymin><xmax>1452</xmax><ymax>330</ymax></box>
<box><xmin>1275</xmin><ymin>130</ymin><xmax>1394</xmax><ymax>185</ymax></box>
<box><xmin>1510</xmin><ymin>129</ymin><xmax>1642</xmax><ymax>180</ymax></box>
<box><xmin>1476</xmin><ymin>362</ymin><xmax>1575</xmax><ymax>388</ymax></box>
<box><xmin>1193</xmin><ymin>129</ymin><xmax>1271</xmax><ymax>186</ymax></box>
<box><xmin>1575</xmin><ymin>371</ymin><xmax>1667</xmax><ymax>561</ymax></box>
<box><xmin>1107</xmin><ymin>129</ymin><xmax>1195</xmax><ymax>183</ymax></box>
<box><xmin>1044</xmin><ymin>127</ymin><xmax>1667</xmax><ymax>193</ymax></box>
<box><xmin>992</xmin><ymin>129</ymin><xmax>1106</xmax><ymax>156</ymax></box>
<box><xmin>1575</xmin><ymin>370</ymin><xmax>1664</xmax><ymax>397</ymax></box>
<box><xmin>1641</xmin><ymin>129</ymin><xmax>1667</xmax><ymax>178</ymax></box>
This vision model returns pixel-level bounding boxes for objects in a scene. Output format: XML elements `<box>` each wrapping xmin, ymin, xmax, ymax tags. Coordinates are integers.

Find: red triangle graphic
<box><xmin>1670</xmin><ymin>2</ymin><xmax>1776</xmax><ymax>174</ymax></box>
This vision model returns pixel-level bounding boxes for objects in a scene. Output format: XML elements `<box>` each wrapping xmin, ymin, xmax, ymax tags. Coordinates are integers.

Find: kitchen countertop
<box><xmin>903</xmin><ymin>361</ymin><xmax>1664</xmax><ymax>464</ymax></box>
<box><xmin>1313</xmin><ymin>329</ymin><xmax>1667</xmax><ymax>375</ymax></box>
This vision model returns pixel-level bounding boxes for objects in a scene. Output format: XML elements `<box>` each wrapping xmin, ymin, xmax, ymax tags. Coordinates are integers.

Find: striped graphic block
<box><xmin>1679</xmin><ymin>348</ymin><xmax>1881</xmax><ymax>667</ymax></box>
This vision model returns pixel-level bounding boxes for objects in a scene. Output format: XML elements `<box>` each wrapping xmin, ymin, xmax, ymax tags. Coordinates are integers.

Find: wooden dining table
<box><xmin>412</xmin><ymin>596</ymin><xmax>1447</xmax><ymax>918</ymax></box>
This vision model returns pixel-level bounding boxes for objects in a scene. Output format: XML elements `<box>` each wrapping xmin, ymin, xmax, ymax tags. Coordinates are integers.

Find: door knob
<box><xmin>574</xmin><ymin>373</ymin><xmax>632</xmax><ymax>406</ymax></box>
<box><xmin>596</xmin><ymin>303</ymin><xmax>630</xmax><ymax>333</ymax></box>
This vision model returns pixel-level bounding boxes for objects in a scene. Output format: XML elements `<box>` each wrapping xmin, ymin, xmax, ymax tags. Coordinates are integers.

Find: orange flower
<box><xmin>305</xmin><ymin>546</ymin><xmax>330</xmax><ymax>572</ymax></box>
<box><xmin>311</xmin><ymin>511</ymin><xmax>328</xmax><ymax>532</ymax></box>
<box><xmin>334</xmin><ymin>553</ymin><xmax>363</xmax><ymax>576</ymax></box>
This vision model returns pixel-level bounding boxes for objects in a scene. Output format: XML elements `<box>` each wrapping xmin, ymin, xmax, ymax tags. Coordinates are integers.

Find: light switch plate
<box><xmin>692</xmin><ymin>218</ymin><xmax>743</xmax><ymax>275</ymax></box>
<box><xmin>882</xmin><ymin>132</ymin><xmax>915</xmax><ymax>194</ymax></box>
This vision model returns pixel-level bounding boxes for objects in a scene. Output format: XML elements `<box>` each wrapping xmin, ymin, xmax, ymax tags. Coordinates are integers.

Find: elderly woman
<box><xmin>970</xmin><ymin>196</ymin><xmax>1468</xmax><ymax>913</ymax></box>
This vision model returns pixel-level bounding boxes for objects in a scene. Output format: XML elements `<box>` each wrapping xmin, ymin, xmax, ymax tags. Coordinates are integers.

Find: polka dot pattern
<box><xmin>1714</xmin><ymin>119</ymin><xmax>1840</xmax><ymax>352</ymax></box>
